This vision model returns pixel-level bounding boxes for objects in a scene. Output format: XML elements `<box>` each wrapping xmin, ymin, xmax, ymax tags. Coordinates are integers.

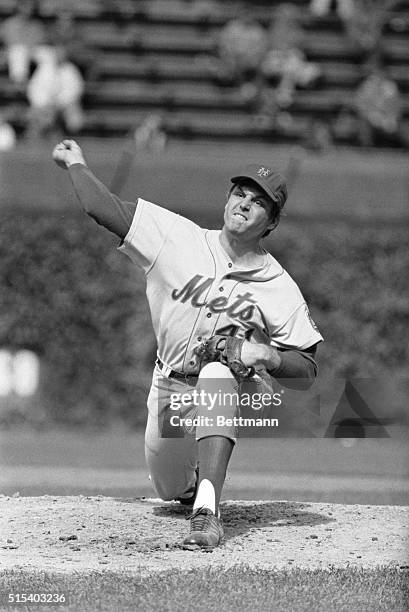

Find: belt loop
<box><xmin>156</xmin><ymin>358</ymin><xmax>173</xmax><ymax>378</ymax></box>
<box><xmin>162</xmin><ymin>364</ymin><xmax>173</xmax><ymax>377</ymax></box>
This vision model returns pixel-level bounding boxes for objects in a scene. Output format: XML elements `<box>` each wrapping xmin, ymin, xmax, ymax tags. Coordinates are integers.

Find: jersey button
<box><xmin>228</xmin><ymin>263</ymin><xmax>232</xmax><ymax>268</ymax></box>
<box><xmin>219</xmin><ymin>287</ymin><xmax>224</xmax><ymax>292</ymax></box>
<box><xmin>189</xmin><ymin>360</ymin><xmax>195</xmax><ymax>366</ymax></box>
<box><xmin>197</xmin><ymin>336</ymin><xmax>202</xmax><ymax>341</ymax></box>
<box><xmin>206</xmin><ymin>313</ymin><xmax>212</xmax><ymax>318</ymax></box>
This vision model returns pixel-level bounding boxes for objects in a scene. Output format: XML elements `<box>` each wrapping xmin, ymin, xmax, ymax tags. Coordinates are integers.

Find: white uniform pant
<box><xmin>145</xmin><ymin>362</ymin><xmax>240</xmax><ymax>501</ymax></box>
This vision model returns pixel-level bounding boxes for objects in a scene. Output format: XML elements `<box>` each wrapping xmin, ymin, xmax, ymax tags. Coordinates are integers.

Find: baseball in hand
<box><xmin>52</xmin><ymin>140</ymin><xmax>86</xmax><ymax>169</ymax></box>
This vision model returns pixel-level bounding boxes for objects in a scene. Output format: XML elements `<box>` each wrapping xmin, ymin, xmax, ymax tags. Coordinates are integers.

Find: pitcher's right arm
<box><xmin>52</xmin><ymin>139</ymin><xmax>136</xmax><ymax>240</ymax></box>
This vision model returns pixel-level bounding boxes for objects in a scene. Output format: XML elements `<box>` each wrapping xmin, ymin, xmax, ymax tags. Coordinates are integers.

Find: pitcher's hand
<box><xmin>52</xmin><ymin>139</ymin><xmax>86</xmax><ymax>169</ymax></box>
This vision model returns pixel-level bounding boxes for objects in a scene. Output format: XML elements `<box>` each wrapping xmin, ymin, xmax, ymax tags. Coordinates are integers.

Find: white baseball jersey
<box><xmin>119</xmin><ymin>199</ymin><xmax>323</xmax><ymax>376</ymax></box>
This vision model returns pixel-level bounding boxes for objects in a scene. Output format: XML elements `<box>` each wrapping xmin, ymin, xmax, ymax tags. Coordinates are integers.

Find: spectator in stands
<box><xmin>310</xmin><ymin>0</ymin><xmax>354</xmax><ymax>19</ymax></box>
<box><xmin>49</xmin><ymin>5</ymin><xmax>95</xmax><ymax>80</ymax></box>
<box><xmin>0</xmin><ymin>0</ymin><xmax>46</xmax><ymax>88</ymax></box>
<box><xmin>216</xmin><ymin>9</ymin><xmax>268</xmax><ymax>100</ymax></box>
<box><xmin>261</xmin><ymin>3</ymin><xmax>321</xmax><ymax>107</ymax></box>
<box><xmin>0</xmin><ymin>109</ymin><xmax>17</xmax><ymax>151</ymax></box>
<box><xmin>332</xmin><ymin>60</ymin><xmax>407</xmax><ymax>148</ymax></box>
<box><xmin>341</xmin><ymin>0</ymin><xmax>399</xmax><ymax>62</ymax></box>
<box><xmin>333</xmin><ymin>61</ymin><xmax>409</xmax><ymax>148</ymax></box>
<box><xmin>26</xmin><ymin>45</ymin><xmax>85</xmax><ymax>139</ymax></box>
<box><xmin>352</xmin><ymin>62</ymin><xmax>408</xmax><ymax>148</ymax></box>
<box><xmin>311</xmin><ymin>1</ymin><xmax>399</xmax><ymax>63</ymax></box>
<box><xmin>134</xmin><ymin>113</ymin><xmax>167</xmax><ymax>152</ymax></box>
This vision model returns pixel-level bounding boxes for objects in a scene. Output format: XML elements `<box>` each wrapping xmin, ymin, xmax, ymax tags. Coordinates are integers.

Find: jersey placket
<box><xmin>182</xmin><ymin>269</ymin><xmax>236</xmax><ymax>374</ymax></box>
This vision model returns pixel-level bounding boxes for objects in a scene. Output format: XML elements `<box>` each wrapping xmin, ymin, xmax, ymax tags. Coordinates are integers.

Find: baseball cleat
<box><xmin>182</xmin><ymin>506</ymin><xmax>224</xmax><ymax>550</ymax></box>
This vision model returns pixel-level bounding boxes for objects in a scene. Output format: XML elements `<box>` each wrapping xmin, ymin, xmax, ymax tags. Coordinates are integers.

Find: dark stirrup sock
<box><xmin>196</xmin><ymin>435</ymin><xmax>234</xmax><ymax>513</ymax></box>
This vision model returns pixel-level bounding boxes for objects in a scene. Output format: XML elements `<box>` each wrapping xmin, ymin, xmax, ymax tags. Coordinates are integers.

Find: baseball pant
<box><xmin>144</xmin><ymin>362</ymin><xmax>240</xmax><ymax>501</ymax></box>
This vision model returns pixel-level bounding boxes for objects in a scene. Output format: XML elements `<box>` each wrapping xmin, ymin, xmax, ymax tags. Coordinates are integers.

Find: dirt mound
<box><xmin>1</xmin><ymin>496</ymin><xmax>407</xmax><ymax>574</ymax></box>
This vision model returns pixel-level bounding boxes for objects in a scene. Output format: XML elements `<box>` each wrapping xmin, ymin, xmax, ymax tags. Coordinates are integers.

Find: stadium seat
<box><xmin>1</xmin><ymin>0</ymin><xmax>407</xmax><ymax>148</ymax></box>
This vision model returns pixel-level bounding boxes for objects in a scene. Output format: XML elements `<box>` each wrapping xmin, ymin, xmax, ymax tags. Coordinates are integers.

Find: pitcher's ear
<box><xmin>268</xmin><ymin>217</ymin><xmax>279</xmax><ymax>231</ymax></box>
<box><xmin>262</xmin><ymin>216</ymin><xmax>280</xmax><ymax>238</ymax></box>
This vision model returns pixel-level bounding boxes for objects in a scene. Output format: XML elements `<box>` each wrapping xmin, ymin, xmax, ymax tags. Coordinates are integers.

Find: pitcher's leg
<box><xmin>144</xmin><ymin>370</ymin><xmax>198</xmax><ymax>501</ymax></box>
<box><xmin>194</xmin><ymin>362</ymin><xmax>239</xmax><ymax>514</ymax></box>
<box><xmin>183</xmin><ymin>362</ymin><xmax>238</xmax><ymax>549</ymax></box>
<box><xmin>145</xmin><ymin>416</ymin><xmax>198</xmax><ymax>501</ymax></box>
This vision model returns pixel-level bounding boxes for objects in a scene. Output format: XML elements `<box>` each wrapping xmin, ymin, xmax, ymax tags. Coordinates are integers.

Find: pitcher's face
<box><xmin>223</xmin><ymin>182</ymin><xmax>276</xmax><ymax>241</ymax></box>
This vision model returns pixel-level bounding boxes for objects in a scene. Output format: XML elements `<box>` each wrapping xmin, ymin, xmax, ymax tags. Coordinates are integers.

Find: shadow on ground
<box><xmin>152</xmin><ymin>501</ymin><xmax>335</xmax><ymax>543</ymax></box>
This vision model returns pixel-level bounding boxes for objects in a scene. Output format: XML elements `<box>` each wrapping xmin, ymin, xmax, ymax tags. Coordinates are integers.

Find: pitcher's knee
<box><xmin>149</xmin><ymin>475</ymin><xmax>184</xmax><ymax>501</ymax></box>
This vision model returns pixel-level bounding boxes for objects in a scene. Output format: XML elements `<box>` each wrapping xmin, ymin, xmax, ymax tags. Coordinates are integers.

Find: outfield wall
<box><xmin>0</xmin><ymin>142</ymin><xmax>408</xmax><ymax>220</ymax></box>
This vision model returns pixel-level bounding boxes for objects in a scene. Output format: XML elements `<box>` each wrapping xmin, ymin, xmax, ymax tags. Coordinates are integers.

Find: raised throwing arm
<box><xmin>52</xmin><ymin>139</ymin><xmax>136</xmax><ymax>240</ymax></box>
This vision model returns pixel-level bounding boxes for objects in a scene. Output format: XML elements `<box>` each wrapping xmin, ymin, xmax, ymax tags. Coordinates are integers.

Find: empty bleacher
<box><xmin>0</xmin><ymin>0</ymin><xmax>408</xmax><ymax>146</ymax></box>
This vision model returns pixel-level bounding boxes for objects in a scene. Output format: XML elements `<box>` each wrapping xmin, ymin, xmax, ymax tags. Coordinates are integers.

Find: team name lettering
<box><xmin>172</xmin><ymin>276</ymin><xmax>257</xmax><ymax>322</ymax></box>
<box><xmin>171</xmin><ymin>275</ymin><xmax>213</xmax><ymax>307</ymax></box>
<box><xmin>226</xmin><ymin>292</ymin><xmax>256</xmax><ymax>320</ymax></box>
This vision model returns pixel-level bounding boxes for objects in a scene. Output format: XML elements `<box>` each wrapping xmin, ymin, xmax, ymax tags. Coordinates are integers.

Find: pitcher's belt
<box><xmin>156</xmin><ymin>358</ymin><xmax>199</xmax><ymax>381</ymax></box>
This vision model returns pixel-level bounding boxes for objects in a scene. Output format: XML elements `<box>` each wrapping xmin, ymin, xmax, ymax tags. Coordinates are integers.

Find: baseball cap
<box><xmin>230</xmin><ymin>164</ymin><xmax>288</xmax><ymax>209</ymax></box>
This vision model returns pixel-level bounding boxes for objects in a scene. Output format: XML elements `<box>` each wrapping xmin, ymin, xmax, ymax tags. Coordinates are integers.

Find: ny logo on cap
<box><xmin>257</xmin><ymin>166</ymin><xmax>271</xmax><ymax>178</ymax></box>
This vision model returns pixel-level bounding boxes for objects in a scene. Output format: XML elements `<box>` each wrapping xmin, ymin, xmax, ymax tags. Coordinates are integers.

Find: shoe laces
<box><xmin>187</xmin><ymin>506</ymin><xmax>214</xmax><ymax>532</ymax></box>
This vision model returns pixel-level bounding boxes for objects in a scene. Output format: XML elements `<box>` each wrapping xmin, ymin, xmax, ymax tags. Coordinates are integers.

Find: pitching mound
<box><xmin>1</xmin><ymin>496</ymin><xmax>408</xmax><ymax>574</ymax></box>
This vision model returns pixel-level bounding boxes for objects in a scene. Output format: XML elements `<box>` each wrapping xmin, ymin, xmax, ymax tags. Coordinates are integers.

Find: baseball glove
<box><xmin>195</xmin><ymin>335</ymin><xmax>255</xmax><ymax>380</ymax></box>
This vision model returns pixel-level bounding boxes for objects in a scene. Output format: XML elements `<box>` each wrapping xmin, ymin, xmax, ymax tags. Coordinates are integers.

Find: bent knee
<box><xmin>149</xmin><ymin>476</ymin><xmax>180</xmax><ymax>501</ymax></box>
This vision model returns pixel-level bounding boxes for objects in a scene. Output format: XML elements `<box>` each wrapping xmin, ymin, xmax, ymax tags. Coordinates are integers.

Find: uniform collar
<box><xmin>206</xmin><ymin>230</ymin><xmax>283</xmax><ymax>281</ymax></box>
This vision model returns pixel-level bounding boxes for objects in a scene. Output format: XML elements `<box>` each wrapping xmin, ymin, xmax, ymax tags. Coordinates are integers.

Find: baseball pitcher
<box><xmin>52</xmin><ymin>140</ymin><xmax>323</xmax><ymax>550</ymax></box>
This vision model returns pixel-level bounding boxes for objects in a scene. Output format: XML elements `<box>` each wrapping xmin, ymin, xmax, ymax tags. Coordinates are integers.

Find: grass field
<box><xmin>1</xmin><ymin>429</ymin><xmax>408</xmax><ymax>505</ymax></box>
<box><xmin>1</xmin><ymin>566</ymin><xmax>408</xmax><ymax>612</ymax></box>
